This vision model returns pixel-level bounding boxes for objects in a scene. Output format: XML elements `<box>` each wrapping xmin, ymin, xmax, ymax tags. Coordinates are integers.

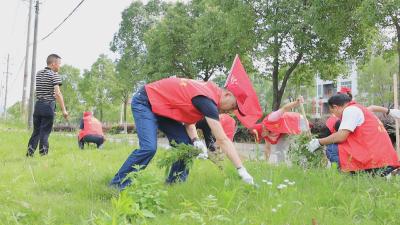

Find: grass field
<box><xmin>1</xmin><ymin>122</ymin><xmax>400</xmax><ymax>225</ymax></box>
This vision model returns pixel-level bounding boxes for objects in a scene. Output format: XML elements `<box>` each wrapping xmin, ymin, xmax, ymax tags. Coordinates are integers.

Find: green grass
<box><xmin>1</xmin><ymin>123</ymin><xmax>400</xmax><ymax>224</ymax></box>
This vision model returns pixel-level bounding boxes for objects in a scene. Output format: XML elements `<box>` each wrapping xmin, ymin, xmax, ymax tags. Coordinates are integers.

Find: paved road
<box><xmin>107</xmin><ymin>136</ymin><xmax>289</xmax><ymax>164</ymax></box>
<box><xmin>65</xmin><ymin>133</ymin><xmax>288</xmax><ymax>164</ymax></box>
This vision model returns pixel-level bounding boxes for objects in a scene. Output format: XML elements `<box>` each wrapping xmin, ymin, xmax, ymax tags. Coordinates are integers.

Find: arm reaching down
<box><xmin>206</xmin><ymin>116</ymin><xmax>254</xmax><ymax>184</ymax></box>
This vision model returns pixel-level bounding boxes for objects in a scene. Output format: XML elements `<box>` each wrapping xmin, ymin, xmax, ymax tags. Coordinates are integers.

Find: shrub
<box><xmin>52</xmin><ymin>124</ymin><xmax>77</xmax><ymax>132</ymax></box>
<box><xmin>103</xmin><ymin>124</ymin><xmax>136</xmax><ymax>134</ymax></box>
<box><xmin>234</xmin><ymin>125</ymin><xmax>255</xmax><ymax>142</ymax></box>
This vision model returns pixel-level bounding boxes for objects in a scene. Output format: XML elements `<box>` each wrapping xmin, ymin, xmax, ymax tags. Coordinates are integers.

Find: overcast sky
<box><xmin>0</xmin><ymin>0</ymin><xmax>140</xmax><ymax>110</ymax></box>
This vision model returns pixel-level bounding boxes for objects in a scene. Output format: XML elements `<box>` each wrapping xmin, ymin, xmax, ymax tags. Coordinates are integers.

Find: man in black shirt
<box><xmin>26</xmin><ymin>54</ymin><xmax>69</xmax><ymax>157</ymax></box>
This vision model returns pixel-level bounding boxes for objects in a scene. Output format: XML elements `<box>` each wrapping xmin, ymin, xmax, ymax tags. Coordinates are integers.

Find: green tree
<box><xmin>358</xmin><ymin>55</ymin><xmax>398</xmax><ymax>106</ymax></box>
<box><xmin>7</xmin><ymin>102</ymin><xmax>22</xmax><ymax>121</ymax></box>
<box><xmin>58</xmin><ymin>65</ymin><xmax>83</xmax><ymax>123</ymax></box>
<box><xmin>361</xmin><ymin>0</ymin><xmax>400</xmax><ymax>100</ymax></box>
<box><xmin>248</xmin><ymin>0</ymin><xmax>369</xmax><ymax>110</ymax></box>
<box><xmin>79</xmin><ymin>55</ymin><xmax>116</xmax><ymax>121</ymax></box>
<box><xmin>144</xmin><ymin>0</ymin><xmax>256</xmax><ymax>81</ymax></box>
<box><xmin>111</xmin><ymin>0</ymin><xmax>167</xmax><ymax>131</ymax></box>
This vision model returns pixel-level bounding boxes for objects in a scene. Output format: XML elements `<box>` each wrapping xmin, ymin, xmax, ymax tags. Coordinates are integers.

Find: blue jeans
<box><xmin>326</xmin><ymin>144</ymin><xmax>340</xmax><ymax>167</ymax></box>
<box><xmin>110</xmin><ymin>87</ymin><xmax>192</xmax><ymax>189</ymax></box>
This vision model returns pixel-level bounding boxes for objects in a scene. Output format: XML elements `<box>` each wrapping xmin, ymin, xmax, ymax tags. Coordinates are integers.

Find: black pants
<box><xmin>27</xmin><ymin>100</ymin><xmax>55</xmax><ymax>156</ymax></box>
<box><xmin>350</xmin><ymin>166</ymin><xmax>399</xmax><ymax>177</ymax></box>
<box><xmin>79</xmin><ymin>135</ymin><xmax>104</xmax><ymax>149</ymax></box>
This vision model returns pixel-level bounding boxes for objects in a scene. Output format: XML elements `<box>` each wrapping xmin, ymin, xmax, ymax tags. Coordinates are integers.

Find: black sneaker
<box><xmin>391</xmin><ymin>168</ymin><xmax>400</xmax><ymax>176</ymax></box>
<box><xmin>26</xmin><ymin>146</ymin><xmax>35</xmax><ymax>157</ymax></box>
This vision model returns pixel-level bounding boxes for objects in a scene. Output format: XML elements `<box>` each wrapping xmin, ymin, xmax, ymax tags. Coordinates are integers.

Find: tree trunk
<box><xmin>272</xmin><ymin>52</ymin><xmax>303</xmax><ymax>111</ymax></box>
<box><xmin>272</xmin><ymin>34</ymin><xmax>280</xmax><ymax>111</ymax></box>
<box><xmin>395</xmin><ymin>18</ymin><xmax>400</xmax><ymax>105</ymax></box>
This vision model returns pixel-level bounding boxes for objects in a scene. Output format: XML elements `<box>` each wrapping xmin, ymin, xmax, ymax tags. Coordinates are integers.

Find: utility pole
<box><xmin>22</xmin><ymin>0</ymin><xmax>33</xmax><ymax>119</ymax></box>
<box><xmin>3</xmin><ymin>54</ymin><xmax>11</xmax><ymax>119</ymax></box>
<box><xmin>28</xmin><ymin>0</ymin><xmax>39</xmax><ymax>129</ymax></box>
<box><xmin>0</xmin><ymin>79</ymin><xmax>3</xmax><ymax>115</ymax></box>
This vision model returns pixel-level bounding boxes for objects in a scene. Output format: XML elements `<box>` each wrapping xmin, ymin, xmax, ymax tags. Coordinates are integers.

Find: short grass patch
<box><xmin>1</xmin><ymin>123</ymin><xmax>400</xmax><ymax>224</ymax></box>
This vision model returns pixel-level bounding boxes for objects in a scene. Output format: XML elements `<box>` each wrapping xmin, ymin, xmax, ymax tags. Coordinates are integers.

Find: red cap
<box><xmin>83</xmin><ymin>111</ymin><xmax>92</xmax><ymax>117</ymax></box>
<box><xmin>339</xmin><ymin>87</ymin><xmax>351</xmax><ymax>94</ymax></box>
<box><xmin>225</xmin><ymin>83</ymin><xmax>247</xmax><ymax>116</ymax></box>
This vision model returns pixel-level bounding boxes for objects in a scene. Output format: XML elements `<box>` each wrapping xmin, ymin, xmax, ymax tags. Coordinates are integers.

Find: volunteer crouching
<box><xmin>307</xmin><ymin>94</ymin><xmax>400</xmax><ymax>176</ymax></box>
<box><xmin>78</xmin><ymin>111</ymin><xmax>105</xmax><ymax>149</ymax></box>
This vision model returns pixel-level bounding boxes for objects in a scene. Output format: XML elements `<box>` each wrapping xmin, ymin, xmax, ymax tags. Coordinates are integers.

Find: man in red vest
<box><xmin>110</xmin><ymin>77</ymin><xmax>255</xmax><ymax>189</ymax></box>
<box><xmin>251</xmin><ymin>96</ymin><xmax>308</xmax><ymax>162</ymax></box>
<box><xmin>78</xmin><ymin>111</ymin><xmax>105</xmax><ymax>149</ymax></box>
<box><xmin>308</xmin><ymin>94</ymin><xmax>400</xmax><ymax>175</ymax></box>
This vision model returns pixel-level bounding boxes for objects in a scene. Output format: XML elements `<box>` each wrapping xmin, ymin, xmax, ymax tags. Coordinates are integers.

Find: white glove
<box><xmin>389</xmin><ymin>109</ymin><xmax>400</xmax><ymax>119</ymax></box>
<box><xmin>193</xmin><ymin>139</ymin><xmax>208</xmax><ymax>159</ymax></box>
<box><xmin>307</xmin><ymin>139</ymin><xmax>321</xmax><ymax>153</ymax></box>
<box><xmin>237</xmin><ymin>167</ymin><xmax>254</xmax><ymax>185</ymax></box>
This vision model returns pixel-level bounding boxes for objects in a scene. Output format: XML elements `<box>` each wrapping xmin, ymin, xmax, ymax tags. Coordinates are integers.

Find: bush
<box><xmin>103</xmin><ymin>124</ymin><xmax>136</xmax><ymax>134</ymax></box>
<box><xmin>52</xmin><ymin>124</ymin><xmax>77</xmax><ymax>132</ymax></box>
<box><xmin>234</xmin><ymin>124</ymin><xmax>256</xmax><ymax>142</ymax></box>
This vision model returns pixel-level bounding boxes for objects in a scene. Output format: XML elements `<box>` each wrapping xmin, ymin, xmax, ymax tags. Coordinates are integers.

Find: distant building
<box><xmin>312</xmin><ymin>63</ymin><xmax>358</xmax><ymax>118</ymax></box>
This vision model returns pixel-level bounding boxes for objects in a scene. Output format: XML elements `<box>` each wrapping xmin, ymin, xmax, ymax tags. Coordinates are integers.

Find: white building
<box><xmin>312</xmin><ymin>63</ymin><xmax>358</xmax><ymax>117</ymax></box>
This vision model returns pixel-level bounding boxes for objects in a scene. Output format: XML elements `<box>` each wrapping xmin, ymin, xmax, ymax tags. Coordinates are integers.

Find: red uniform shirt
<box><xmin>145</xmin><ymin>77</ymin><xmax>221</xmax><ymax>124</ymax></box>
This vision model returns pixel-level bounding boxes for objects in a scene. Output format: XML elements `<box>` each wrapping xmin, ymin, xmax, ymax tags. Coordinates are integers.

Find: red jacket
<box><xmin>78</xmin><ymin>112</ymin><xmax>104</xmax><ymax>141</ymax></box>
<box><xmin>338</xmin><ymin>102</ymin><xmax>400</xmax><ymax>171</ymax></box>
<box><xmin>145</xmin><ymin>77</ymin><xmax>221</xmax><ymax>124</ymax></box>
<box><xmin>326</xmin><ymin>115</ymin><xmax>339</xmax><ymax>133</ymax></box>
<box><xmin>253</xmin><ymin>112</ymin><xmax>301</xmax><ymax>144</ymax></box>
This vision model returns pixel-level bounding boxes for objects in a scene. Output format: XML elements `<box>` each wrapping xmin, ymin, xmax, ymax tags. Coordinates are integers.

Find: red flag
<box><xmin>225</xmin><ymin>55</ymin><xmax>262</xmax><ymax>129</ymax></box>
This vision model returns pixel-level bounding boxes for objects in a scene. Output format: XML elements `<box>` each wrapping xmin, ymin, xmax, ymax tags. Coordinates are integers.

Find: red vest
<box><xmin>220</xmin><ymin>114</ymin><xmax>236</xmax><ymax>141</ymax></box>
<box><xmin>338</xmin><ymin>103</ymin><xmax>400</xmax><ymax>171</ymax></box>
<box><xmin>262</xmin><ymin>112</ymin><xmax>302</xmax><ymax>144</ymax></box>
<box><xmin>326</xmin><ymin>115</ymin><xmax>339</xmax><ymax>133</ymax></box>
<box><xmin>78</xmin><ymin>112</ymin><xmax>104</xmax><ymax>141</ymax></box>
<box><xmin>145</xmin><ymin>77</ymin><xmax>222</xmax><ymax>124</ymax></box>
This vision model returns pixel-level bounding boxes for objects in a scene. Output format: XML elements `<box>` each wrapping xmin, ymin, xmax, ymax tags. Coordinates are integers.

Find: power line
<box><xmin>41</xmin><ymin>0</ymin><xmax>87</xmax><ymax>41</ymax></box>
